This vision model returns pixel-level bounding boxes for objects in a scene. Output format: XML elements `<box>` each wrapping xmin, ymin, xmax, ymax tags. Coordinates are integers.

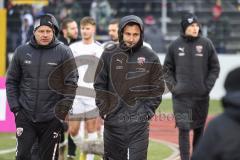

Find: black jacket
<box><xmin>192</xmin><ymin>92</ymin><xmax>240</xmax><ymax>160</ymax></box>
<box><xmin>94</xmin><ymin>15</ymin><xmax>164</xmax><ymax>159</ymax></box>
<box><xmin>94</xmin><ymin>15</ymin><xmax>164</xmax><ymax>122</ymax></box>
<box><xmin>164</xmin><ymin>33</ymin><xmax>220</xmax><ymax>129</ymax></box>
<box><xmin>6</xmin><ymin>36</ymin><xmax>78</xmax><ymax>122</ymax></box>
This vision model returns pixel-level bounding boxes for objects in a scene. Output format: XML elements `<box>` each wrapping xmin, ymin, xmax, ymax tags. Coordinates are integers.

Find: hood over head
<box><xmin>118</xmin><ymin>15</ymin><xmax>144</xmax><ymax>52</ymax></box>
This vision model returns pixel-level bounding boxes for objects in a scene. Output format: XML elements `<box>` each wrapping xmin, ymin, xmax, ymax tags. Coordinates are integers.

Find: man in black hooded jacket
<box><xmin>163</xmin><ymin>12</ymin><xmax>220</xmax><ymax>160</ymax></box>
<box><xmin>6</xmin><ymin>14</ymin><xmax>78</xmax><ymax>160</ymax></box>
<box><xmin>94</xmin><ymin>15</ymin><xmax>164</xmax><ymax>160</ymax></box>
<box><xmin>192</xmin><ymin>67</ymin><xmax>240</xmax><ymax>160</ymax></box>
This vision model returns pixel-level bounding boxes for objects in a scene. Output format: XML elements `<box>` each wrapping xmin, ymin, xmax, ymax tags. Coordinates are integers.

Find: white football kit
<box><xmin>70</xmin><ymin>41</ymin><xmax>103</xmax><ymax>114</ymax></box>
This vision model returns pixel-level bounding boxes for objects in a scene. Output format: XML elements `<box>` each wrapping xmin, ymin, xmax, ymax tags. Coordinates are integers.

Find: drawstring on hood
<box><xmin>118</xmin><ymin>15</ymin><xmax>144</xmax><ymax>52</ymax></box>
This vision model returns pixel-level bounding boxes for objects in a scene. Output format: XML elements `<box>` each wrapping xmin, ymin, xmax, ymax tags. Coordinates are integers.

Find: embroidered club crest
<box><xmin>196</xmin><ymin>45</ymin><xmax>203</xmax><ymax>53</ymax></box>
<box><xmin>16</xmin><ymin>128</ymin><xmax>23</xmax><ymax>137</ymax></box>
<box><xmin>137</xmin><ymin>57</ymin><xmax>146</xmax><ymax>66</ymax></box>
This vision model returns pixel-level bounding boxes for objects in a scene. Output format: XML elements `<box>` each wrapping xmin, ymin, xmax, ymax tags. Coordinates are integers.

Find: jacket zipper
<box><xmin>33</xmin><ymin>50</ymin><xmax>43</xmax><ymax>121</ymax></box>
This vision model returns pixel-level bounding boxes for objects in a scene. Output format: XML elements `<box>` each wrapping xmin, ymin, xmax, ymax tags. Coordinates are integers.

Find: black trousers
<box><xmin>104</xmin><ymin>122</ymin><xmax>149</xmax><ymax>160</ymax></box>
<box><xmin>15</xmin><ymin>111</ymin><xmax>62</xmax><ymax>160</ymax></box>
<box><xmin>178</xmin><ymin>127</ymin><xmax>204</xmax><ymax>160</ymax></box>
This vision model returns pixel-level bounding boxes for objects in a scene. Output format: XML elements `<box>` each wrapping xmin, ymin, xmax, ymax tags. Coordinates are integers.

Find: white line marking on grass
<box><xmin>0</xmin><ymin>148</ymin><xmax>15</xmax><ymax>155</ymax></box>
<box><xmin>10</xmin><ymin>136</ymin><xmax>16</xmax><ymax>140</ymax></box>
<box><xmin>150</xmin><ymin>138</ymin><xmax>180</xmax><ymax>160</ymax></box>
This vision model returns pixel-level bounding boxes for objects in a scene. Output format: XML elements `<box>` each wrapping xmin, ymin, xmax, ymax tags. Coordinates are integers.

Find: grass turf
<box><xmin>158</xmin><ymin>99</ymin><xmax>223</xmax><ymax>115</ymax></box>
<box><xmin>0</xmin><ymin>133</ymin><xmax>172</xmax><ymax>160</ymax></box>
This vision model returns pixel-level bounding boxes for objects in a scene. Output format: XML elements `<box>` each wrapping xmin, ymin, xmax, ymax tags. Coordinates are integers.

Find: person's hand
<box><xmin>15</xmin><ymin>112</ymin><xmax>19</xmax><ymax>117</ymax></box>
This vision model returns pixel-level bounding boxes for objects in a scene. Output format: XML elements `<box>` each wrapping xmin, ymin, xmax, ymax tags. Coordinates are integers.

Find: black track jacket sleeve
<box><xmin>206</xmin><ymin>41</ymin><xmax>220</xmax><ymax>92</ymax></box>
<box><xmin>6</xmin><ymin>49</ymin><xmax>22</xmax><ymax>113</ymax></box>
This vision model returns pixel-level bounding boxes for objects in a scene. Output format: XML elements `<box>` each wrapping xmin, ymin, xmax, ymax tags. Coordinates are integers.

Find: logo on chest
<box><xmin>195</xmin><ymin>45</ymin><xmax>203</xmax><ymax>56</ymax></box>
<box><xmin>178</xmin><ymin>47</ymin><xmax>185</xmax><ymax>56</ymax></box>
<box><xmin>137</xmin><ymin>57</ymin><xmax>146</xmax><ymax>66</ymax></box>
<box><xmin>115</xmin><ymin>58</ymin><xmax>124</xmax><ymax>70</ymax></box>
<box><xmin>24</xmin><ymin>53</ymin><xmax>32</xmax><ymax>64</ymax></box>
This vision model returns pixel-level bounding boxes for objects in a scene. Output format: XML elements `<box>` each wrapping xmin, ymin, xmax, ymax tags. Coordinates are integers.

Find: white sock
<box><xmin>71</xmin><ymin>132</ymin><xmax>82</xmax><ymax>146</ymax></box>
<box><xmin>71</xmin><ymin>121</ymin><xmax>85</xmax><ymax>146</ymax></box>
<box><xmin>86</xmin><ymin>132</ymin><xmax>98</xmax><ymax>160</ymax></box>
<box><xmin>87</xmin><ymin>132</ymin><xmax>98</xmax><ymax>140</ymax></box>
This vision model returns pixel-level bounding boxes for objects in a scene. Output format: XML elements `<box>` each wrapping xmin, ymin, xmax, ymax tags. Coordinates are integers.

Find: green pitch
<box><xmin>0</xmin><ymin>133</ymin><xmax>172</xmax><ymax>160</ymax></box>
<box><xmin>158</xmin><ymin>99</ymin><xmax>223</xmax><ymax>115</ymax></box>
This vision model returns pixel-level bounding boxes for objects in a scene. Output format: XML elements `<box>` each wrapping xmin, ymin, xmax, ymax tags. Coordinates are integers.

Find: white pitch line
<box><xmin>150</xmin><ymin>138</ymin><xmax>180</xmax><ymax>160</ymax></box>
<box><xmin>0</xmin><ymin>136</ymin><xmax>16</xmax><ymax>155</ymax></box>
<box><xmin>0</xmin><ymin>148</ymin><xmax>15</xmax><ymax>155</ymax></box>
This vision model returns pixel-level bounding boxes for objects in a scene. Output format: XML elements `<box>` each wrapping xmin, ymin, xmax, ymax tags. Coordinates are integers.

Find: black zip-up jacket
<box><xmin>95</xmin><ymin>45</ymin><xmax>164</xmax><ymax>121</ymax></box>
<box><xmin>94</xmin><ymin>15</ymin><xmax>164</xmax><ymax>159</ymax></box>
<box><xmin>164</xmin><ymin>25</ymin><xmax>220</xmax><ymax>129</ymax></box>
<box><xmin>94</xmin><ymin>15</ymin><xmax>164</xmax><ymax>122</ymax></box>
<box><xmin>164</xmin><ymin>35</ymin><xmax>220</xmax><ymax>97</ymax></box>
<box><xmin>6</xmin><ymin>36</ymin><xmax>78</xmax><ymax>122</ymax></box>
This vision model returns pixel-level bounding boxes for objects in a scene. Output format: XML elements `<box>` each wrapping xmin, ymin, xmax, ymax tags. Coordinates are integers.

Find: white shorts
<box><xmin>71</xmin><ymin>96</ymin><xmax>97</xmax><ymax>114</ymax></box>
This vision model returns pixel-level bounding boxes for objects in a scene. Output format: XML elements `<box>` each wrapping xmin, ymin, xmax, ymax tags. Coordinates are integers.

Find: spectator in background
<box><xmin>237</xmin><ymin>0</ymin><xmax>240</xmax><ymax>11</ymax></box>
<box><xmin>42</xmin><ymin>0</ymin><xmax>58</xmax><ymax>15</ymax></box>
<box><xmin>90</xmin><ymin>0</ymin><xmax>113</xmax><ymax>35</ymax></box>
<box><xmin>7</xmin><ymin>4</ymin><xmax>22</xmax><ymax>52</ymax></box>
<box><xmin>59</xmin><ymin>18</ymin><xmax>80</xmax><ymax>45</ymax></box>
<box><xmin>192</xmin><ymin>67</ymin><xmax>240</xmax><ymax>160</ymax></box>
<box><xmin>164</xmin><ymin>12</ymin><xmax>220</xmax><ymax>160</ymax></box>
<box><xmin>56</xmin><ymin>0</ymin><xmax>83</xmax><ymax>23</ymax></box>
<box><xmin>101</xmin><ymin>18</ymin><xmax>120</xmax><ymax>48</ymax></box>
<box><xmin>32</xmin><ymin>4</ymin><xmax>45</xmax><ymax>17</ymax></box>
<box><xmin>107</xmin><ymin>18</ymin><xmax>119</xmax><ymax>42</ymax></box>
<box><xmin>144</xmin><ymin>15</ymin><xmax>166</xmax><ymax>53</ymax></box>
<box><xmin>18</xmin><ymin>13</ymin><xmax>34</xmax><ymax>45</ymax></box>
<box><xmin>207</xmin><ymin>0</ymin><xmax>230</xmax><ymax>54</ymax></box>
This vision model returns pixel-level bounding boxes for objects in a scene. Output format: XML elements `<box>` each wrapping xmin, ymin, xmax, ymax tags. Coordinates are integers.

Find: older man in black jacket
<box><xmin>6</xmin><ymin>14</ymin><xmax>78</xmax><ymax>160</ymax></box>
<box><xmin>164</xmin><ymin>12</ymin><xmax>220</xmax><ymax>160</ymax></box>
